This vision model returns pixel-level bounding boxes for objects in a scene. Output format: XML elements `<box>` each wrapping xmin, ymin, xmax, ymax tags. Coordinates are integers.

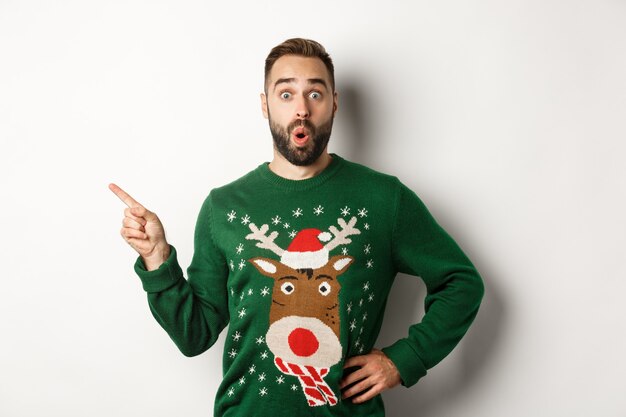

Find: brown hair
<box><xmin>264</xmin><ymin>38</ymin><xmax>335</xmax><ymax>93</ymax></box>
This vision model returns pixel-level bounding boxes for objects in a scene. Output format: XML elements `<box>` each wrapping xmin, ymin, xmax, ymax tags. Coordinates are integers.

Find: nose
<box><xmin>288</xmin><ymin>327</ymin><xmax>319</xmax><ymax>357</ymax></box>
<box><xmin>295</xmin><ymin>96</ymin><xmax>310</xmax><ymax>119</ymax></box>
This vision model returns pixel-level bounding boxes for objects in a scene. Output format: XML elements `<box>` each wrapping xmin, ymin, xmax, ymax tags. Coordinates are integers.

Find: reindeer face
<box><xmin>250</xmin><ymin>255</ymin><xmax>353</xmax><ymax>368</ymax></box>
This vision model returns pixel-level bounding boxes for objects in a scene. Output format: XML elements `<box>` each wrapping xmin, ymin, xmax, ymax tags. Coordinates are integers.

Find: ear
<box><xmin>332</xmin><ymin>91</ymin><xmax>338</xmax><ymax>116</ymax></box>
<box><xmin>260</xmin><ymin>92</ymin><xmax>269</xmax><ymax>119</ymax></box>
<box><xmin>328</xmin><ymin>255</ymin><xmax>353</xmax><ymax>276</ymax></box>
<box><xmin>249</xmin><ymin>257</ymin><xmax>282</xmax><ymax>278</ymax></box>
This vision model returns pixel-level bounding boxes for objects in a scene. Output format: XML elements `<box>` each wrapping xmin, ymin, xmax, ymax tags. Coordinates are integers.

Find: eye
<box><xmin>280</xmin><ymin>92</ymin><xmax>291</xmax><ymax>100</ymax></box>
<box><xmin>281</xmin><ymin>282</ymin><xmax>295</xmax><ymax>295</ymax></box>
<box><xmin>318</xmin><ymin>282</ymin><xmax>331</xmax><ymax>296</ymax></box>
<box><xmin>309</xmin><ymin>91</ymin><xmax>321</xmax><ymax>100</ymax></box>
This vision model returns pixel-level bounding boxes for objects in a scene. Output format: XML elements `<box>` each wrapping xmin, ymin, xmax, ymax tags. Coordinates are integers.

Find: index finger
<box><xmin>343</xmin><ymin>355</ymin><xmax>367</xmax><ymax>369</ymax></box>
<box><xmin>108</xmin><ymin>183</ymin><xmax>143</xmax><ymax>208</ymax></box>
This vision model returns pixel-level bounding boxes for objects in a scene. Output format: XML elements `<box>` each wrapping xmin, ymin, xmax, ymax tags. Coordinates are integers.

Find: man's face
<box><xmin>261</xmin><ymin>55</ymin><xmax>338</xmax><ymax>166</ymax></box>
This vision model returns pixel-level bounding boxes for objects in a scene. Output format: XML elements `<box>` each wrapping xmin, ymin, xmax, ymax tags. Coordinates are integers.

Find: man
<box><xmin>110</xmin><ymin>38</ymin><xmax>484</xmax><ymax>417</ymax></box>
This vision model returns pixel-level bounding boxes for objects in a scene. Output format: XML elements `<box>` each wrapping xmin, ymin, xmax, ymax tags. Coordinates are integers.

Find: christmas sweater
<box><xmin>134</xmin><ymin>153</ymin><xmax>484</xmax><ymax>417</ymax></box>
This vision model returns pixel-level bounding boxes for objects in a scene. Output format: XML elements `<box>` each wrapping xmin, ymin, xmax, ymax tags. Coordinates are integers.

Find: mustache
<box><xmin>287</xmin><ymin>119</ymin><xmax>316</xmax><ymax>133</ymax></box>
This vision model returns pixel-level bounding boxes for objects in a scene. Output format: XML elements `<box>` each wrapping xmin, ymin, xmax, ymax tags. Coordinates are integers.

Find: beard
<box><xmin>268</xmin><ymin>114</ymin><xmax>334</xmax><ymax>166</ymax></box>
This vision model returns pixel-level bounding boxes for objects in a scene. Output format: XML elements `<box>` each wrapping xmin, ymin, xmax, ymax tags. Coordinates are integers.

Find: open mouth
<box><xmin>292</xmin><ymin>126</ymin><xmax>310</xmax><ymax>146</ymax></box>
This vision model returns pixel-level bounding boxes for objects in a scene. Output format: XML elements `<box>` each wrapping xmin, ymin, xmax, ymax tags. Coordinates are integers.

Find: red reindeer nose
<box><xmin>288</xmin><ymin>328</ymin><xmax>319</xmax><ymax>357</ymax></box>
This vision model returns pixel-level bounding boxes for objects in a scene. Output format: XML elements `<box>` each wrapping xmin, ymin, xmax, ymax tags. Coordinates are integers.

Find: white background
<box><xmin>1</xmin><ymin>1</ymin><xmax>625</xmax><ymax>416</ymax></box>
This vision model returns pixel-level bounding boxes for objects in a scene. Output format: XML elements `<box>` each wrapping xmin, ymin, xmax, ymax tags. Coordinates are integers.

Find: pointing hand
<box><xmin>109</xmin><ymin>183</ymin><xmax>170</xmax><ymax>271</ymax></box>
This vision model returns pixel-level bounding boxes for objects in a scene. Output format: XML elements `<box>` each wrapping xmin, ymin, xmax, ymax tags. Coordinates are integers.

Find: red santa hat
<box><xmin>280</xmin><ymin>228</ymin><xmax>332</xmax><ymax>269</ymax></box>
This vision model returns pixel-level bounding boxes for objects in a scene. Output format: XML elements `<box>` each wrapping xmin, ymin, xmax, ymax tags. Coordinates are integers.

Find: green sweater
<box><xmin>134</xmin><ymin>153</ymin><xmax>484</xmax><ymax>417</ymax></box>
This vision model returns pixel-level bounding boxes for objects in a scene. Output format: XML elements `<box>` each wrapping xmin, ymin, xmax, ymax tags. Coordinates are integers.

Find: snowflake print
<box><xmin>260</xmin><ymin>287</ymin><xmax>270</xmax><ymax>297</ymax></box>
<box><xmin>260</xmin><ymin>350</ymin><xmax>269</xmax><ymax>360</ymax></box>
<box><xmin>359</xmin><ymin>298</ymin><xmax>364</xmax><ymax>307</ymax></box>
<box><xmin>255</xmin><ymin>335</ymin><xmax>265</xmax><ymax>345</ymax></box>
<box><xmin>248</xmin><ymin>365</ymin><xmax>256</xmax><ymax>374</ymax></box>
<box><xmin>364</xmin><ymin>244</ymin><xmax>371</xmax><ymax>254</ymax></box>
<box><xmin>363</xmin><ymin>312</ymin><xmax>368</xmax><ymax>322</ymax></box>
<box><xmin>259</xmin><ymin>387</ymin><xmax>268</xmax><ymax>396</ymax></box>
<box><xmin>258</xmin><ymin>372</ymin><xmax>267</xmax><ymax>382</ymax></box>
<box><xmin>227</xmin><ymin>387</ymin><xmax>235</xmax><ymax>396</ymax></box>
<box><xmin>341</xmin><ymin>247</ymin><xmax>348</xmax><ymax>255</ymax></box>
<box><xmin>363</xmin><ymin>281</ymin><xmax>370</xmax><ymax>291</ymax></box>
<box><xmin>238</xmin><ymin>308</ymin><xmax>247</xmax><ymax>319</ymax></box>
<box><xmin>238</xmin><ymin>259</ymin><xmax>246</xmax><ymax>270</ymax></box>
<box><xmin>289</xmin><ymin>230</ymin><xmax>297</xmax><ymax>239</ymax></box>
<box><xmin>283</xmin><ymin>222</ymin><xmax>290</xmax><ymax>229</ymax></box>
<box><xmin>240</xmin><ymin>292</ymin><xmax>245</xmax><ymax>301</ymax></box>
<box><xmin>292</xmin><ymin>208</ymin><xmax>303</xmax><ymax>218</ymax></box>
<box><xmin>366</xmin><ymin>259</ymin><xmax>374</xmax><ymax>269</ymax></box>
<box><xmin>230</xmin><ymin>287</ymin><xmax>235</xmax><ymax>296</ymax></box>
<box><xmin>347</xmin><ymin>301</ymin><xmax>353</xmax><ymax>314</ymax></box>
<box><xmin>368</xmin><ymin>293</ymin><xmax>375</xmax><ymax>302</ymax></box>
<box><xmin>360</xmin><ymin>326</ymin><xmax>364</xmax><ymax>334</ymax></box>
<box><xmin>340</xmin><ymin>206</ymin><xmax>351</xmax><ymax>217</ymax></box>
<box><xmin>248</xmin><ymin>288</ymin><xmax>254</xmax><ymax>296</ymax></box>
<box><xmin>364</xmin><ymin>223</ymin><xmax>370</xmax><ymax>230</ymax></box>
<box><xmin>276</xmin><ymin>375</ymin><xmax>285</xmax><ymax>384</ymax></box>
<box><xmin>354</xmin><ymin>338</ymin><xmax>361</xmax><ymax>348</ymax></box>
<box><xmin>227</xmin><ymin>210</ymin><xmax>237</xmax><ymax>222</ymax></box>
<box><xmin>228</xmin><ymin>349</ymin><xmax>237</xmax><ymax>359</ymax></box>
<box><xmin>291</xmin><ymin>384</ymin><xmax>298</xmax><ymax>391</ymax></box>
<box><xmin>359</xmin><ymin>346</ymin><xmax>365</xmax><ymax>353</ymax></box>
<box><xmin>229</xmin><ymin>260</ymin><xmax>235</xmax><ymax>271</ymax></box>
<box><xmin>271</xmin><ymin>215</ymin><xmax>281</xmax><ymax>225</ymax></box>
<box><xmin>236</xmin><ymin>243</ymin><xmax>244</xmax><ymax>254</ymax></box>
<box><xmin>349</xmin><ymin>319</ymin><xmax>357</xmax><ymax>331</ymax></box>
<box><xmin>358</xmin><ymin>208</ymin><xmax>368</xmax><ymax>218</ymax></box>
<box><xmin>314</xmin><ymin>205</ymin><xmax>324</xmax><ymax>216</ymax></box>
<box><xmin>241</xmin><ymin>214</ymin><xmax>251</xmax><ymax>225</ymax></box>
<box><xmin>232</xmin><ymin>331</ymin><xmax>242</xmax><ymax>342</ymax></box>
<box><xmin>238</xmin><ymin>376</ymin><xmax>246</xmax><ymax>385</ymax></box>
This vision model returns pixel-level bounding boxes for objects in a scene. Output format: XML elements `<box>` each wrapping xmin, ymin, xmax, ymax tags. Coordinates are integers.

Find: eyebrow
<box><xmin>278</xmin><ymin>276</ymin><xmax>299</xmax><ymax>281</ymax></box>
<box><xmin>273</xmin><ymin>77</ymin><xmax>328</xmax><ymax>91</ymax></box>
<box><xmin>315</xmin><ymin>274</ymin><xmax>334</xmax><ymax>281</ymax></box>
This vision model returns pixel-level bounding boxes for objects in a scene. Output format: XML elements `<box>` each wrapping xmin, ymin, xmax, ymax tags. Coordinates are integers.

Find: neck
<box><xmin>268</xmin><ymin>150</ymin><xmax>333</xmax><ymax>180</ymax></box>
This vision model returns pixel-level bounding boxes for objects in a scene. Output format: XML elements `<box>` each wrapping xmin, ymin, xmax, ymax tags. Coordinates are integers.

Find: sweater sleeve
<box><xmin>133</xmin><ymin>192</ymin><xmax>230</xmax><ymax>357</ymax></box>
<box><xmin>380</xmin><ymin>180</ymin><xmax>484</xmax><ymax>388</ymax></box>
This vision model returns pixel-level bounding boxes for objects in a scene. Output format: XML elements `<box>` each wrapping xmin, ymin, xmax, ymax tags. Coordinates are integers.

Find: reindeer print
<box><xmin>246</xmin><ymin>217</ymin><xmax>361</xmax><ymax>407</ymax></box>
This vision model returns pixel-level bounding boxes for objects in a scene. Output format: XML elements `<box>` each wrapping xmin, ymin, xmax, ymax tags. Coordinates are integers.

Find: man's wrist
<box><xmin>142</xmin><ymin>243</ymin><xmax>171</xmax><ymax>271</ymax></box>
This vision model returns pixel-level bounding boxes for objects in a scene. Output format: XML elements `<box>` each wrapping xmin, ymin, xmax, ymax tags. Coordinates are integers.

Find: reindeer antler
<box><xmin>325</xmin><ymin>216</ymin><xmax>361</xmax><ymax>252</ymax></box>
<box><xmin>245</xmin><ymin>223</ymin><xmax>285</xmax><ymax>256</ymax></box>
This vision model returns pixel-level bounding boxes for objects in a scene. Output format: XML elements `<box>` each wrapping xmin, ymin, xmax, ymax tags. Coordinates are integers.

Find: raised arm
<box><xmin>110</xmin><ymin>184</ymin><xmax>229</xmax><ymax>356</ymax></box>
